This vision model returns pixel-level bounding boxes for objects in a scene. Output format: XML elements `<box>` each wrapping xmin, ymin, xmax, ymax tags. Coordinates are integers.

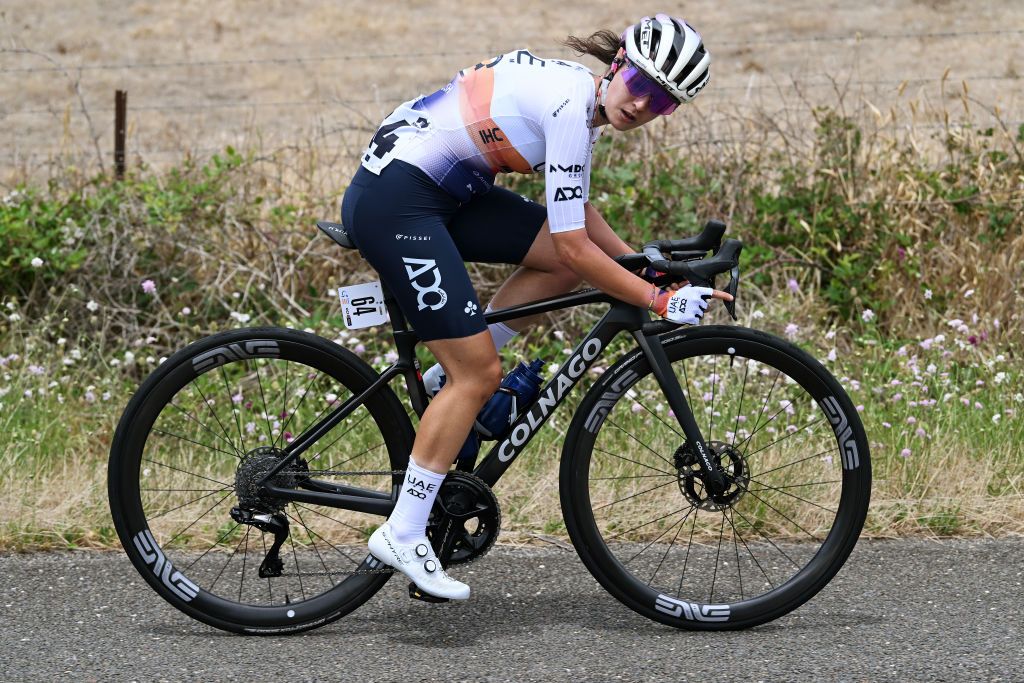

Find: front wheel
<box><xmin>561</xmin><ymin>326</ymin><xmax>870</xmax><ymax>630</ymax></box>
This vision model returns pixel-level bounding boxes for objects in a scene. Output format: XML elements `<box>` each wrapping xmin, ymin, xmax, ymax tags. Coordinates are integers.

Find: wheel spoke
<box><xmin>306</xmin><ymin>411</ymin><xmax>372</xmax><ymax>466</ymax></box>
<box><xmin>631</xmin><ymin>395</ymin><xmax>683</xmax><ymax>439</ymax></box>
<box><xmin>151</xmin><ymin>427</ymin><xmax>239</xmax><ymax>460</ymax></box>
<box><xmin>730</xmin><ymin>359</ymin><xmax>750</xmax><ymax>449</ymax></box>
<box><xmin>622</xmin><ymin>508</ymin><xmax>693</xmax><ymax>566</ymax></box>
<box><xmin>146</xmin><ymin>486</ymin><xmax>234</xmax><ymax>521</ymax></box>
<box><xmin>594</xmin><ymin>447</ymin><xmax>676</xmax><ymax>476</ymax></box>
<box><xmin>143</xmin><ymin>457</ymin><xmax>233</xmax><ymax>489</ymax></box>
<box><xmin>605</xmin><ymin>419</ymin><xmax>676</xmax><ymax>469</ymax></box>
<box><xmin>591</xmin><ymin>473</ymin><xmax>675</xmax><ymax>481</ymax></box>
<box><xmin>219</xmin><ymin>365</ymin><xmax>247</xmax><ymax>453</ymax></box>
<box><xmin>648</xmin><ymin>508</ymin><xmax>692</xmax><ymax>587</ymax></box>
<box><xmin>290</xmin><ymin>507</ymin><xmax>337</xmax><ymax>587</ymax></box>
<box><xmin>320</xmin><ymin>441</ymin><xmax>387</xmax><ymax>472</ymax></box>
<box><xmin>293</xmin><ymin>503</ymin><xmax>378</xmax><ymax>553</ymax></box>
<box><xmin>287</xmin><ymin>531</ymin><xmax>307</xmax><ymax>601</ymax></box>
<box><xmin>163</xmin><ymin>491</ymin><xmax>234</xmax><ymax>548</ymax></box>
<box><xmin>744</xmin><ymin>476</ymin><xmax>838</xmax><ymax>514</ymax></box>
<box><xmin>191</xmin><ymin>381</ymin><xmax>242</xmax><ymax>458</ymax></box>
<box><xmin>676</xmin><ymin>506</ymin><xmax>699</xmax><ymax>597</ymax></box>
<box><xmin>208</xmin><ymin>525</ymin><xmax>247</xmax><ymax>592</ymax></box>
<box><xmin>729</xmin><ymin>504</ymin><xmax>801</xmax><ymax>570</ymax></box>
<box><xmin>735</xmin><ymin>480</ymin><xmax>824</xmax><ymax>543</ymax></box>
<box><xmin>730</xmin><ymin>510</ymin><xmax>744</xmax><ymax>601</ymax></box>
<box><xmin>592</xmin><ymin>479</ymin><xmax>679</xmax><ymax>511</ymax></box>
<box><xmin>733</xmin><ymin>370</ymin><xmax>780</xmax><ymax>453</ymax></box>
<box><xmin>743</xmin><ymin>415</ymin><xmax>827</xmax><ymax>459</ymax></box>
<box><xmin>755</xmin><ymin>448</ymin><xmax>837</xmax><ymax>478</ymax></box>
<box><xmin>709</xmin><ymin>513</ymin><xmax>727</xmax><ymax>603</ymax></box>
<box><xmin>239</xmin><ymin>526</ymin><xmax>251</xmax><ymax>603</ymax></box>
<box><xmin>605</xmin><ymin>504</ymin><xmax>693</xmax><ymax>542</ymax></box>
<box><xmin>183</xmin><ymin>521</ymin><xmax>242</xmax><ymax>572</ymax></box>
<box><xmin>254</xmin><ymin>360</ymin><xmax>277</xmax><ymax>445</ymax></box>
<box><xmin>747</xmin><ymin>479</ymin><xmax>841</xmax><ymax>492</ymax></box>
<box><xmin>277</xmin><ymin>368</ymin><xmax>323</xmax><ymax>448</ymax></box>
<box><xmin>167</xmin><ymin>400</ymin><xmax>242</xmax><ymax>459</ymax></box>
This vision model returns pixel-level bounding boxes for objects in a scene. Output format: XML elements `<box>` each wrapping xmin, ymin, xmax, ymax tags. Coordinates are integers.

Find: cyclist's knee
<box><xmin>447</xmin><ymin>354</ymin><xmax>502</xmax><ymax>406</ymax></box>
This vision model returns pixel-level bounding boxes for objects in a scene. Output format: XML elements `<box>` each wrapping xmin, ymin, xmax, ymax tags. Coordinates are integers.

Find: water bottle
<box><xmin>454</xmin><ymin>429</ymin><xmax>481</xmax><ymax>470</ymax></box>
<box><xmin>474</xmin><ymin>359</ymin><xmax>545</xmax><ymax>440</ymax></box>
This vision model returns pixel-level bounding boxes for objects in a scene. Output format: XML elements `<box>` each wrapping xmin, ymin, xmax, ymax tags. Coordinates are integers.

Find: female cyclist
<box><xmin>342</xmin><ymin>14</ymin><xmax>731</xmax><ymax>600</ymax></box>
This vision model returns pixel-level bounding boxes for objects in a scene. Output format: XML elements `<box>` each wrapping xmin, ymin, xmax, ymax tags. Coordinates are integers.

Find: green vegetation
<box><xmin>1</xmin><ymin>109</ymin><xmax>1021</xmax><ymax>548</ymax></box>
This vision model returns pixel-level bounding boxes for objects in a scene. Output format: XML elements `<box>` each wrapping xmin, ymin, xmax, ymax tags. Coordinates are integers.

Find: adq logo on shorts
<box><xmin>402</xmin><ymin>257</ymin><xmax>448</xmax><ymax>311</ymax></box>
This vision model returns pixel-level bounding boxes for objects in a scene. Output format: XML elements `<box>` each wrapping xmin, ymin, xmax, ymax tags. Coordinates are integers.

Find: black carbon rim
<box><xmin>562</xmin><ymin>327</ymin><xmax>870</xmax><ymax>630</ymax></box>
<box><xmin>108</xmin><ymin>329</ymin><xmax>413</xmax><ymax>633</ymax></box>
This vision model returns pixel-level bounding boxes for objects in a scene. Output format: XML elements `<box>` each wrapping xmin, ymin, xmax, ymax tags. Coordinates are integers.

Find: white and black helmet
<box><xmin>622</xmin><ymin>14</ymin><xmax>711</xmax><ymax>102</ymax></box>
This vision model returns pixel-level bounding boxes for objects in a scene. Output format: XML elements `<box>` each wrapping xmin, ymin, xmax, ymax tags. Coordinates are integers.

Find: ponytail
<box><xmin>562</xmin><ymin>29</ymin><xmax>621</xmax><ymax>65</ymax></box>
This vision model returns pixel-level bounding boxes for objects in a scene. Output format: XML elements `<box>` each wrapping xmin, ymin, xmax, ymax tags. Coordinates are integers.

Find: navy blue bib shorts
<box><xmin>341</xmin><ymin>160</ymin><xmax>547</xmax><ymax>341</ymax></box>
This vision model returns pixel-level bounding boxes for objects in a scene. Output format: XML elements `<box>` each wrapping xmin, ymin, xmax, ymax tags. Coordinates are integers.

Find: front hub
<box><xmin>673</xmin><ymin>440</ymin><xmax>750</xmax><ymax>511</ymax></box>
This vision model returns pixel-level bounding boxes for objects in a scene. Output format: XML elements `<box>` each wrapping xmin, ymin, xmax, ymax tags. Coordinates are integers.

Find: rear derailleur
<box><xmin>229</xmin><ymin>507</ymin><xmax>289</xmax><ymax>578</ymax></box>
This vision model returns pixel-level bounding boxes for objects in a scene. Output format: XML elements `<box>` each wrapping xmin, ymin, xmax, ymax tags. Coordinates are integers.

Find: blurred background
<box><xmin>1</xmin><ymin>1</ymin><xmax>1021</xmax><ymax>547</ymax></box>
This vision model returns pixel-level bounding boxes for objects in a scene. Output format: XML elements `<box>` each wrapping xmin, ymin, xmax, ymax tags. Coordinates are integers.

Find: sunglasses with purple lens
<box><xmin>619</xmin><ymin>59</ymin><xmax>681</xmax><ymax>115</ymax></box>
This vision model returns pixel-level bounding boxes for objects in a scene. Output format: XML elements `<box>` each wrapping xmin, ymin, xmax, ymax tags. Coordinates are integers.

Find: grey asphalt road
<box><xmin>0</xmin><ymin>537</ymin><xmax>1021</xmax><ymax>683</ymax></box>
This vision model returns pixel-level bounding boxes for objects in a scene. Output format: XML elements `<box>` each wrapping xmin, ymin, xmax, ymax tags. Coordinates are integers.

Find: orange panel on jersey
<box><xmin>458</xmin><ymin>66</ymin><xmax>533</xmax><ymax>174</ymax></box>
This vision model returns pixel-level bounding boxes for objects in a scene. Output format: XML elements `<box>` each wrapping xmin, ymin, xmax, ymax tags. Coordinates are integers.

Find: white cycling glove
<box><xmin>653</xmin><ymin>285</ymin><xmax>713</xmax><ymax>325</ymax></box>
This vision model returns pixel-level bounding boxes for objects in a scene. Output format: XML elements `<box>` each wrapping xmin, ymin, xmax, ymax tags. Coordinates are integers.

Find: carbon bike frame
<box><xmin>258</xmin><ymin>284</ymin><xmax>727</xmax><ymax>514</ymax></box>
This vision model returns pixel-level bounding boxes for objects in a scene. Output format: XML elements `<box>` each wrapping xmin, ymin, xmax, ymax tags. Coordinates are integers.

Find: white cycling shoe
<box><xmin>368</xmin><ymin>522</ymin><xmax>470</xmax><ymax>601</ymax></box>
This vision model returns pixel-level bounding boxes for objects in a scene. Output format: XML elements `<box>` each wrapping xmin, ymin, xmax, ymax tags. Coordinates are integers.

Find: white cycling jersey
<box><xmin>360</xmin><ymin>49</ymin><xmax>603</xmax><ymax>233</ymax></box>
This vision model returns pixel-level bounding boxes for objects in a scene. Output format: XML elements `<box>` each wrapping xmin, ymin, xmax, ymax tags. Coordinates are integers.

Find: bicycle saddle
<box><xmin>316</xmin><ymin>221</ymin><xmax>357</xmax><ymax>250</ymax></box>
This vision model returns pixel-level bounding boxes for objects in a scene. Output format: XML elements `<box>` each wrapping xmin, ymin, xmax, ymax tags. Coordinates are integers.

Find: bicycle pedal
<box><xmin>408</xmin><ymin>582</ymin><xmax>450</xmax><ymax>603</ymax></box>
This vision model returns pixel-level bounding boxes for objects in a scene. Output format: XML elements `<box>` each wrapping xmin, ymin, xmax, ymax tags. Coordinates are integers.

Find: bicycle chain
<box><xmin>273</xmin><ymin>469</ymin><xmax>494</xmax><ymax>578</ymax></box>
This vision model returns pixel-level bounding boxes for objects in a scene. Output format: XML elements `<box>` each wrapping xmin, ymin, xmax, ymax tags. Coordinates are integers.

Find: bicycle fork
<box><xmin>633</xmin><ymin>327</ymin><xmax>729</xmax><ymax>496</ymax></box>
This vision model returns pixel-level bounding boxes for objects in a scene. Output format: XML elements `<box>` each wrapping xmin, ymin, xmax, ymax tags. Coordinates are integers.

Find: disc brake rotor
<box><xmin>673</xmin><ymin>440</ymin><xmax>750</xmax><ymax>511</ymax></box>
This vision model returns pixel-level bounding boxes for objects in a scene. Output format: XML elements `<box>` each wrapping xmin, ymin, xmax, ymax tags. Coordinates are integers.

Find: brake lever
<box><xmin>724</xmin><ymin>265</ymin><xmax>739</xmax><ymax>321</ymax></box>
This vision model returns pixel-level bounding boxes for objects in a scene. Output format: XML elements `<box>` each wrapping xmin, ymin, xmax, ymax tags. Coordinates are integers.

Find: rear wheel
<box><xmin>561</xmin><ymin>326</ymin><xmax>870</xmax><ymax>630</ymax></box>
<box><xmin>108</xmin><ymin>328</ymin><xmax>414</xmax><ymax>634</ymax></box>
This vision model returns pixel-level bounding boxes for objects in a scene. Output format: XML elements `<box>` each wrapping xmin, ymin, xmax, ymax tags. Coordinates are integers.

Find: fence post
<box><xmin>114</xmin><ymin>90</ymin><xmax>127</xmax><ymax>180</ymax></box>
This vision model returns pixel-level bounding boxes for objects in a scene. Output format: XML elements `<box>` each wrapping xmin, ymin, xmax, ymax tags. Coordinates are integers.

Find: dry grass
<box><xmin>4</xmin><ymin>0</ymin><xmax>1024</xmax><ymax>181</ymax></box>
<box><xmin>1</xmin><ymin>3</ymin><xmax>1022</xmax><ymax>552</ymax></box>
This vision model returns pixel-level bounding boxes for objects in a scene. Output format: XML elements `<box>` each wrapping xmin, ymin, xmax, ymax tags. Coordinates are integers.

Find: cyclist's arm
<box><xmin>584</xmin><ymin>201</ymin><xmax>634</xmax><ymax>259</ymax></box>
<box><xmin>551</xmin><ymin>228</ymin><xmax>656</xmax><ymax>308</ymax></box>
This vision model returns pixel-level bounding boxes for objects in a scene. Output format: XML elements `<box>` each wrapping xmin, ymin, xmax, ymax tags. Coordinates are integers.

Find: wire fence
<box><xmin>2</xmin><ymin>26</ymin><xmax>1022</xmax><ymax>168</ymax></box>
<box><xmin>2</xmin><ymin>28</ymin><xmax>1021</xmax><ymax>73</ymax></box>
<box><xmin>4</xmin><ymin>117</ymin><xmax>1021</xmax><ymax>164</ymax></box>
<box><xmin>4</xmin><ymin>73</ymin><xmax>1021</xmax><ymax>119</ymax></box>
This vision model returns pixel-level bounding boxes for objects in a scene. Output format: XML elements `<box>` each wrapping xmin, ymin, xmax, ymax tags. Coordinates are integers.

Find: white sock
<box><xmin>388</xmin><ymin>456</ymin><xmax>447</xmax><ymax>544</ymax></box>
<box><xmin>484</xmin><ymin>304</ymin><xmax>519</xmax><ymax>350</ymax></box>
<box><xmin>423</xmin><ymin>305</ymin><xmax>518</xmax><ymax>395</ymax></box>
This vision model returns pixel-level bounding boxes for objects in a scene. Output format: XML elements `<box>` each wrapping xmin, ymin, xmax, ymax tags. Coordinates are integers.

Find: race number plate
<box><xmin>338</xmin><ymin>281</ymin><xmax>389</xmax><ymax>329</ymax></box>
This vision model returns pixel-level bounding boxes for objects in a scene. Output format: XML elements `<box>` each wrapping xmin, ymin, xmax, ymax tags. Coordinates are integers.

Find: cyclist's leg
<box><xmin>344</xmin><ymin>160</ymin><xmax>501</xmax><ymax>472</ymax></box>
<box><xmin>415</xmin><ymin>332</ymin><xmax>501</xmax><ymax>472</ymax></box>
<box><xmin>489</xmin><ymin>218</ymin><xmax>581</xmax><ymax>325</ymax></box>
<box><xmin>345</xmin><ymin>161</ymin><xmax>498</xmax><ymax>597</ymax></box>
<box><xmin>447</xmin><ymin>187</ymin><xmax>579</xmax><ymax>330</ymax></box>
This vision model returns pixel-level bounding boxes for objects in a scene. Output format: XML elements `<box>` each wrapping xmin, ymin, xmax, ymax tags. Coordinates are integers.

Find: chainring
<box><xmin>426</xmin><ymin>470</ymin><xmax>501</xmax><ymax>566</ymax></box>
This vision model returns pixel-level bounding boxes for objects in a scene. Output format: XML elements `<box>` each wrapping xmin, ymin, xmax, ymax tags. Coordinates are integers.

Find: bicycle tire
<box><xmin>560</xmin><ymin>325</ymin><xmax>871</xmax><ymax>630</ymax></box>
<box><xmin>108</xmin><ymin>327</ymin><xmax>415</xmax><ymax>634</ymax></box>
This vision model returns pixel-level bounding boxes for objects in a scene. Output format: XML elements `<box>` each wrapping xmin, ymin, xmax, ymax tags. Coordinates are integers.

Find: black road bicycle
<box><xmin>108</xmin><ymin>219</ymin><xmax>870</xmax><ymax>634</ymax></box>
